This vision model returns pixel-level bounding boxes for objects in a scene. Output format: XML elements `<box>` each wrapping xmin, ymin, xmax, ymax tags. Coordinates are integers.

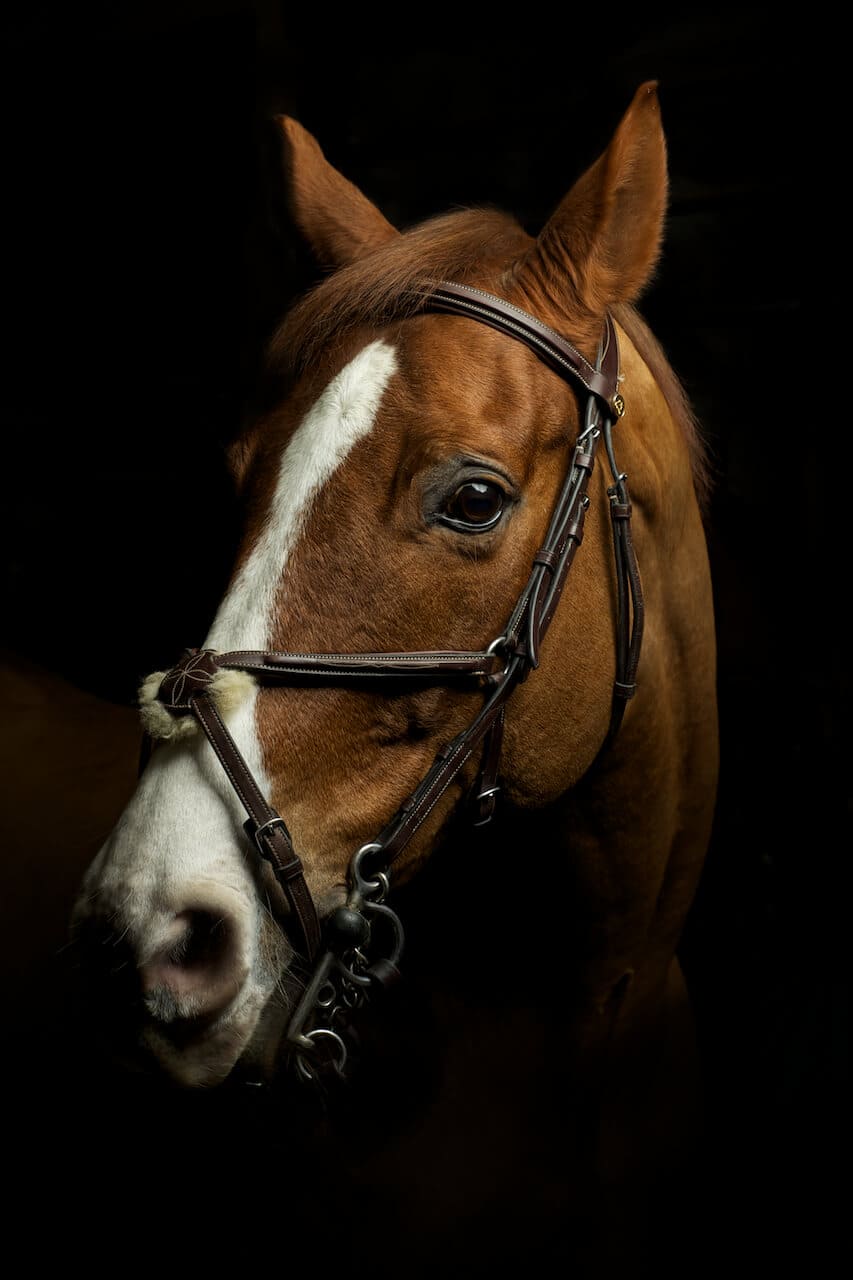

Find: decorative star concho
<box><xmin>157</xmin><ymin>648</ymin><xmax>221</xmax><ymax>712</ymax></box>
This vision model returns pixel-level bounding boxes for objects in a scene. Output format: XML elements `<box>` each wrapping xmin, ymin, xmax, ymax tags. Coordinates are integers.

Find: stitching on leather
<box><xmin>197</xmin><ymin>697</ymin><xmax>267</xmax><ymax>818</ymax></box>
<box><xmin>225</xmin><ymin>652</ymin><xmax>488</xmax><ymax>665</ymax></box>
<box><xmin>436</xmin><ymin>295</ymin><xmax>598</xmax><ymax>394</ymax></box>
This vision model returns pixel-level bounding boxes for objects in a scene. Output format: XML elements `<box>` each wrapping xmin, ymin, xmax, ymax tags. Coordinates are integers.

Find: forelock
<box><xmin>268</xmin><ymin>208</ymin><xmax>532</xmax><ymax>375</ymax></box>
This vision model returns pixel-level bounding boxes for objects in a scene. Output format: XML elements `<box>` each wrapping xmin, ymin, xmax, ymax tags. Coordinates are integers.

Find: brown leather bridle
<box><xmin>147</xmin><ymin>281</ymin><xmax>643</xmax><ymax>1080</ymax></box>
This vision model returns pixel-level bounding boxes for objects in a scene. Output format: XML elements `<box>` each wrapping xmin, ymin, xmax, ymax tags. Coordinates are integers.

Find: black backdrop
<box><xmin>1</xmin><ymin>3</ymin><xmax>840</xmax><ymax>1271</ymax></box>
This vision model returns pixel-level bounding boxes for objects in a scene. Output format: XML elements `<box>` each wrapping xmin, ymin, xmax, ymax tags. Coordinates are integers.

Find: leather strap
<box><xmin>374</xmin><ymin>668</ymin><xmax>519</xmax><ymax>865</ymax></box>
<box><xmin>427</xmin><ymin>282</ymin><xmax>624</xmax><ymax>418</ymax></box>
<box><xmin>602</xmin><ymin>414</ymin><xmax>645</xmax><ymax>742</ymax></box>
<box><xmin>503</xmin><ymin>424</ymin><xmax>599</xmax><ymax>670</ymax></box>
<box><xmin>468</xmin><ymin>706</ymin><xmax>505</xmax><ymax>826</ymax></box>
<box><xmin>189</xmin><ymin>690</ymin><xmax>322</xmax><ymax>960</ymax></box>
<box><xmin>217</xmin><ymin>649</ymin><xmax>501</xmax><ymax>681</ymax></box>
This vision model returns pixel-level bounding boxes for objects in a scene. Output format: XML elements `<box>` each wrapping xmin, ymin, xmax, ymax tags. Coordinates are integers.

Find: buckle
<box><xmin>485</xmin><ymin>635</ymin><xmax>512</xmax><ymax>686</ymax></box>
<box><xmin>470</xmin><ymin>784</ymin><xmax>500</xmax><ymax>827</ymax></box>
<box><xmin>245</xmin><ymin>815</ymin><xmax>291</xmax><ymax>854</ymax></box>
<box><xmin>246</xmin><ymin>815</ymin><xmax>306</xmax><ymax>884</ymax></box>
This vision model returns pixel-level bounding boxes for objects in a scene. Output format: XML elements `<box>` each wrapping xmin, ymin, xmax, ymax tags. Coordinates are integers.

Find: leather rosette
<box><xmin>157</xmin><ymin>648</ymin><xmax>221</xmax><ymax>712</ymax></box>
<box><xmin>139</xmin><ymin>648</ymin><xmax>255</xmax><ymax>741</ymax></box>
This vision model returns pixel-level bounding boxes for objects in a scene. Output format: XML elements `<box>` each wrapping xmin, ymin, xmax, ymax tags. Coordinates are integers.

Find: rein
<box><xmin>145</xmin><ymin>281</ymin><xmax>644</xmax><ymax>1080</ymax></box>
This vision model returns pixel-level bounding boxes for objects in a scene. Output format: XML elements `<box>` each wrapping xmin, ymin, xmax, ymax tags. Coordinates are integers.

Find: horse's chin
<box><xmin>139</xmin><ymin>997</ymin><xmax>268</xmax><ymax>1089</ymax></box>
<box><xmin>238</xmin><ymin>999</ymin><xmax>291</xmax><ymax>1080</ymax></box>
<box><xmin>137</xmin><ymin>957</ymin><xmax>291</xmax><ymax>1089</ymax></box>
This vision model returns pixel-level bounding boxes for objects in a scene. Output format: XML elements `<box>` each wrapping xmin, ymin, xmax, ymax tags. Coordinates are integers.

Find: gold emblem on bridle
<box><xmin>612</xmin><ymin>392</ymin><xmax>626</xmax><ymax>418</ymax></box>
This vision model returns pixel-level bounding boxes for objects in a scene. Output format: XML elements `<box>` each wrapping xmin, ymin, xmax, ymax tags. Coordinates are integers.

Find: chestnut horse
<box><xmin>70</xmin><ymin>83</ymin><xmax>717</xmax><ymax>1272</ymax></box>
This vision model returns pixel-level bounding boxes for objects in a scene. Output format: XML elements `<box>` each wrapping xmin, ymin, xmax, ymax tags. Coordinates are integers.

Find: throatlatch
<box><xmin>141</xmin><ymin>281</ymin><xmax>644</xmax><ymax>1081</ymax></box>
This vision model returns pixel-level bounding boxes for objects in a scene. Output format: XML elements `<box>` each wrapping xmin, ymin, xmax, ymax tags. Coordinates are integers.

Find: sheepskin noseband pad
<box><xmin>139</xmin><ymin>648</ymin><xmax>256</xmax><ymax>742</ymax></box>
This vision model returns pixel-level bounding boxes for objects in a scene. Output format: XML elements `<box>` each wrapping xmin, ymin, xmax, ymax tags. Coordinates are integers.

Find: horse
<box><xmin>67</xmin><ymin>82</ymin><xmax>718</xmax><ymax>1274</ymax></box>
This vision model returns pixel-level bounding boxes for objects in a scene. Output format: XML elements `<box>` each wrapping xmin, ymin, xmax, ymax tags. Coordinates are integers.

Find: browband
<box><xmin>427</xmin><ymin>281</ymin><xmax>625</xmax><ymax>418</ymax></box>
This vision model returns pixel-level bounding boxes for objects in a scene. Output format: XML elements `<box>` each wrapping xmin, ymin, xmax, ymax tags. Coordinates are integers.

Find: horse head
<box><xmin>72</xmin><ymin>82</ymin><xmax>716</xmax><ymax>1094</ymax></box>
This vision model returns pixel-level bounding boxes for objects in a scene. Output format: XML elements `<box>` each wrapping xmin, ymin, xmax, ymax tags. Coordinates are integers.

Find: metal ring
<box><xmin>486</xmin><ymin>635</ymin><xmax>511</xmax><ymax>680</ymax></box>
<box><xmin>335</xmin><ymin>956</ymin><xmax>373</xmax><ymax>988</ymax></box>
<box><xmin>295</xmin><ymin>1056</ymin><xmax>316</xmax><ymax>1083</ymax></box>
<box><xmin>370</xmin><ymin>871</ymin><xmax>389</xmax><ymax>903</ymax></box>
<box><xmin>475</xmin><ymin>785</ymin><xmax>501</xmax><ymax>799</ymax></box>
<box><xmin>305</xmin><ymin>1027</ymin><xmax>348</xmax><ymax>1074</ymax></box>
<box><xmin>351</xmin><ymin>842</ymin><xmax>385</xmax><ymax>894</ymax></box>
<box><xmin>315</xmin><ymin>980</ymin><xmax>337</xmax><ymax>1009</ymax></box>
<box><xmin>363</xmin><ymin>899</ymin><xmax>405</xmax><ymax>967</ymax></box>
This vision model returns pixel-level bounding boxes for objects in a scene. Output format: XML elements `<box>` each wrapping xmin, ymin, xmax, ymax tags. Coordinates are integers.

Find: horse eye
<box><xmin>442</xmin><ymin>480</ymin><xmax>505</xmax><ymax>531</ymax></box>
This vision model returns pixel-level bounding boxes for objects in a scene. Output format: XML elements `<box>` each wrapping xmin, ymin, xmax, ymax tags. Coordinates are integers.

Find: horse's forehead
<box><xmin>395</xmin><ymin>313</ymin><xmax>553</xmax><ymax>405</ymax></box>
<box><xmin>246</xmin><ymin>315</ymin><xmax>570</xmax><ymax>542</ymax></box>
<box><xmin>227</xmin><ymin>319</ymin><xmax>561</xmax><ymax>615</ymax></box>
<box><xmin>378</xmin><ymin>316</ymin><xmax>569</xmax><ymax>469</ymax></box>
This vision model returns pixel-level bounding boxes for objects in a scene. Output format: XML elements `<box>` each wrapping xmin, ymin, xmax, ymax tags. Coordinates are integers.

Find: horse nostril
<box><xmin>139</xmin><ymin>909</ymin><xmax>248</xmax><ymax>1026</ymax></box>
<box><xmin>169</xmin><ymin>911</ymin><xmax>227</xmax><ymax>970</ymax></box>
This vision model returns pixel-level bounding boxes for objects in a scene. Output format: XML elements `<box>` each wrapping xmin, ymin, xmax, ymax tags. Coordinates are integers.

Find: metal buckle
<box><xmin>470</xmin><ymin>784</ymin><xmax>500</xmax><ymax>827</ymax></box>
<box><xmin>251</xmin><ymin>816</ymin><xmax>290</xmax><ymax>852</ymax></box>
<box><xmin>485</xmin><ymin>635</ymin><xmax>511</xmax><ymax>683</ymax></box>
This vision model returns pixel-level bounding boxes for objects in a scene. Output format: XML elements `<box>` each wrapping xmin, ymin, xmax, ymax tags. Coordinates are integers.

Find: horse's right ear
<box><xmin>273</xmin><ymin>116</ymin><xmax>399</xmax><ymax>269</ymax></box>
<box><xmin>514</xmin><ymin>82</ymin><xmax>668</xmax><ymax>318</ymax></box>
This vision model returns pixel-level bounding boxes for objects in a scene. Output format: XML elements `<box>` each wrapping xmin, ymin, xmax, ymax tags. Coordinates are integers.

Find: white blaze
<box><xmin>81</xmin><ymin>340</ymin><xmax>398</xmax><ymax>959</ymax></box>
<box><xmin>207</xmin><ymin>339</ymin><xmax>399</xmax><ymax>652</ymax></box>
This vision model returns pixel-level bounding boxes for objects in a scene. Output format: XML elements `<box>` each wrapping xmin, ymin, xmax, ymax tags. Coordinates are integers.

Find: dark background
<box><xmin>0</xmin><ymin>2</ymin><xmax>841</xmax><ymax>1270</ymax></box>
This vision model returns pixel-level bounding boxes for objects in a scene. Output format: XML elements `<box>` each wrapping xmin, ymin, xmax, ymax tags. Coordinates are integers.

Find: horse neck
<box><xmin>395</xmin><ymin>792</ymin><xmax>649</xmax><ymax>1031</ymax></box>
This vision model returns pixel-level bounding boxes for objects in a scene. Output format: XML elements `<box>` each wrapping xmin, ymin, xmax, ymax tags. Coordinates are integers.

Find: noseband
<box><xmin>146</xmin><ymin>282</ymin><xmax>643</xmax><ymax>1081</ymax></box>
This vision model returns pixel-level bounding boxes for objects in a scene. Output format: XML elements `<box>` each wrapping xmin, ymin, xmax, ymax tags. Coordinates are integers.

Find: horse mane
<box><xmin>268</xmin><ymin>208</ymin><xmax>712</xmax><ymax>513</ymax></box>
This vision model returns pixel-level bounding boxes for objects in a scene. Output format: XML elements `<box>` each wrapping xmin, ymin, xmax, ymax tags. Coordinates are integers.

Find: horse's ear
<box><xmin>274</xmin><ymin>115</ymin><xmax>399</xmax><ymax>268</ymax></box>
<box><xmin>515</xmin><ymin>82</ymin><xmax>668</xmax><ymax>316</ymax></box>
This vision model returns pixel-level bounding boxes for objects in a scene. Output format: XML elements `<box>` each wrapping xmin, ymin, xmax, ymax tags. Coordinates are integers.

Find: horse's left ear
<box><xmin>515</xmin><ymin>81</ymin><xmax>668</xmax><ymax>315</ymax></box>
<box><xmin>274</xmin><ymin>115</ymin><xmax>399</xmax><ymax>268</ymax></box>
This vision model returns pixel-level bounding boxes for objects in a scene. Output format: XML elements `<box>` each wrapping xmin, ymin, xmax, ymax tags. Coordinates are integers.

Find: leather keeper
<box><xmin>260</xmin><ymin>843</ymin><xmax>306</xmax><ymax>883</ymax></box>
<box><xmin>564</xmin><ymin>516</ymin><xmax>585</xmax><ymax>545</ymax></box>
